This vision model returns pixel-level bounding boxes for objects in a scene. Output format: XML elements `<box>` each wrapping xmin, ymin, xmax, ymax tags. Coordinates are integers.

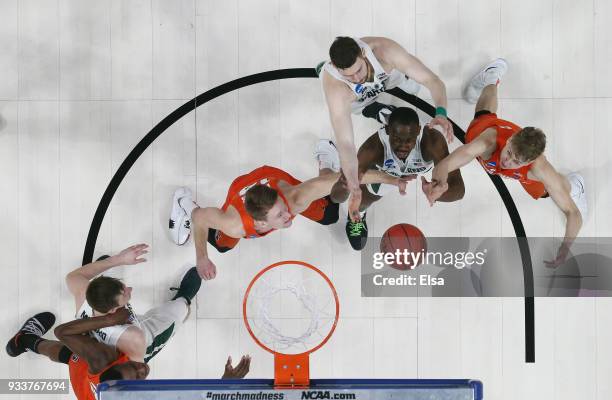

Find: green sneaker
<box><xmin>345</xmin><ymin>212</ymin><xmax>368</xmax><ymax>251</ymax></box>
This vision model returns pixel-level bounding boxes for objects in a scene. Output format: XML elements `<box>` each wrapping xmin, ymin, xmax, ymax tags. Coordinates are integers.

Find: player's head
<box><xmin>500</xmin><ymin>127</ymin><xmax>546</xmax><ymax>169</ymax></box>
<box><xmin>86</xmin><ymin>276</ymin><xmax>133</xmax><ymax>314</ymax></box>
<box><xmin>386</xmin><ymin>107</ymin><xmax>421</xmax><ymax>160</ymax></box>
<box><xmin>99</xmin><ymin>361</ymin><xmax>150</xmax><ymax>382</ymax></box>
<box><xmin>245</xmin><ymin>185</ymin><xmax>292</xmax><ymax>230</ymax></box>
<box><xmin>329</xmin><ymin>37</ymin><xmax>369</xmax><ymax>84</ymax></box>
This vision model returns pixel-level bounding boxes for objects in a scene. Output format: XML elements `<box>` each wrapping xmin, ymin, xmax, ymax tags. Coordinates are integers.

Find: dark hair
<box><xmin>86</xmin><ymin>276</ymin><xmax>124</xmax><ymax>313</ymax></box>
<box><xmin>512</xmin><ymin>127</ymin><xmax>546</xmax><ymax>162</ymax></box>
<box><xmin>388</xmin><ymin>107</ymin><xmax>420</xmax><ymax>128</ymax></box>
<box><xmin>99</xmin><ymin>365</ymin><xmax>123</xmax><ymax>382</ymax></box>
<box><xmin>244</xmin><ymin>185</ymin><xmax>279</xmax><ymax>221</ymax></box>
<box><xmin>329</xmin><ymin>37</ymin><xmax>361</xmax><ymax>69</ymax></box>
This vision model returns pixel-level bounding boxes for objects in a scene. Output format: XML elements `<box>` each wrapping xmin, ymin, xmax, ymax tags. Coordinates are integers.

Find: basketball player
<box><xmin>328</xmin><ymin>107</ymin><xmax>465</xmax><ymax>250</ymax></box>
<box><xmin>169</xmin><ymin>165</ymin><xmax>409</xmax><ymax>279</ymax></box>
<box><xmin>6</xmin><ymin>309</ymin><xmax>251</xmax><ymax>400</ymax></box>
<box><xmin>319</xmin><ymin>36</ymin><xmax>453</xmax><ymax>220</ymax></box>
<box><xmin>65</xmin><ymin>244</ymin><xmax>202</xmax><ymax>362</ymax></box>
<box><xmin>424</xmin><ymin>59</ymin><xmax>587</xmax><ymax>267</ymax></box>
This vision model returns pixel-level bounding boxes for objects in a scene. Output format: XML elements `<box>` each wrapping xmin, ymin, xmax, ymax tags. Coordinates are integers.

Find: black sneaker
<box><xmin>170</xmin><ymin>267</ymin><xmax>202</xmax><ymax>306</ymax></box>
<box><xmin>345</xmin><ymin>213</ymin><xmax>368</xmax><ymax>251</ymax></box>
<box><xmin>6</xmin><ymin>312</ymin><xmax>55</xmax><ymax>357</ymax></box>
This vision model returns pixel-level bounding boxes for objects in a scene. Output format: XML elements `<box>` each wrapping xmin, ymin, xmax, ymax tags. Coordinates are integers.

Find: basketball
<box><xmin>380</xmin><ymin>224</ymin><xmax>427</xmax><ymax>270</ymax></box>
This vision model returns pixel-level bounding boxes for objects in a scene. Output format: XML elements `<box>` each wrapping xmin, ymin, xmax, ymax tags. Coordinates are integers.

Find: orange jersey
<box><xmin>210</xmin><ymin>166</ymin><xmax>331</xmax><ymax>251</ymax></box>
<box><xmin>465</xmin><ymin>113</ymin><xmax>546</xmax><ymax>199</ymax></box>
<box><xmin>68</xmin><ymin>352</ymin><xmax>129</xmax><ymax>400</ymax></box>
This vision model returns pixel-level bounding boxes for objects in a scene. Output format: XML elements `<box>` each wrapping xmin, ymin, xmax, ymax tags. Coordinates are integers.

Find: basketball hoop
<box><xmin>243</xmin><ymin>260</ymin><xmax>339</xmax><ymax>387</ymax></box>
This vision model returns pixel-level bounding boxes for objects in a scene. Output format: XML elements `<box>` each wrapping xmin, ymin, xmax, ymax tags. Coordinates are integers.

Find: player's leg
<box><xmin>6</xmin><ymin>312</ymin><xmax>70</xmax><ymax>364</ymax></box>
<box><xmin>344</xmin><ymin>186</ymin><xmax>381</xmax><ymax>251</ymax></box>
<box><xmin>140</xmin><ymin>267</ymin><xmax>201</xmax><ymax>362</ymax></box>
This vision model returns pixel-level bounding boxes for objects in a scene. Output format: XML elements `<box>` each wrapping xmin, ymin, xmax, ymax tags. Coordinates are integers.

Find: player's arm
<box><xmin>375</xmin><ymin>37</ymin><xmax>452</xmax><ymax>141</ymax></box>
<box><xmin>191</xmin><ymin>207</ymin><xmax>239</xmax><ymax>279</ymax></box>
<box><xmin>292</xmin><ymin>169</ymin><xmax>406</xmax><ymax>213</ymax></box>
<box><xmin>530</xmin><ymin>158</ymin><xmax>583</xmax><ymax>266</ymax></box>
<box><xmin>421</xmin><ymin>127</ymin><xmax>465</xmax><ymax>202</ymax></box>
<box><xmin>432</xmin><ymin>131</ymin><xmax>495</xmax><ymax>185</ymax></box>
<box><xmin>322</xmin><ymin>72</ymin><xmax>361</xmax><ymax>194</ymax></box>
<box><xmin>65</xmin><ymin>244</ymin><xmax>148</xmax><ymax>311</ymax></box>
<box><xmin>330</xmin><ymin>133</ymin><xmax>383</xmax><ymax>203</ymax></box>
<box><xmin>425</xmin><ymin>131</ymin><xmax>495</xmax><ymax>205</ymax></box>
<box><xmin>54</xmin><ymin>308</ymin><xmax>131</xmax><ymax>374</ymax></box>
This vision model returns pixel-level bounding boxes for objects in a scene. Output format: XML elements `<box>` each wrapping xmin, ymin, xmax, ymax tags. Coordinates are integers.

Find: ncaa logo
<box><xmin>486</xmin><ymin>161</ymin><xmax>496</xmax><ymax>167</ymax></box>
<box><xmin>384</xmin><ymin>159</ymin><xmax>394</xmax><ymax>168</ymax></box>
<box><xmin>355</xmin><ymin>84</ymin><xmax>365</xmax><ymax>94</ymax></box>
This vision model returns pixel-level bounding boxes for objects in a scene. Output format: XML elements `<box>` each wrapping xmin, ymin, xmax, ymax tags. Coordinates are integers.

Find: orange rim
<box><xmin>242</xmin><ymin>260</ymin><xmax>339</xmax><ymax>356</ymax></box>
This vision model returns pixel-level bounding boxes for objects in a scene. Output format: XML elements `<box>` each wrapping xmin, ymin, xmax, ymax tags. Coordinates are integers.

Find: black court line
<box><xmin>82</xmin><ymin>68</ymin><xmax>535</xmax><ymax>363</ymax></box>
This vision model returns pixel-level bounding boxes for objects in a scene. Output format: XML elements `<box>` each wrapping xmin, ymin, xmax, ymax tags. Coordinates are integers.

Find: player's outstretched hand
<box><xmin>348</xmin><ymin>189</ymin><xmax>363</xmax><ymax>222</ymax></box>
<box><xmin>115</xmin><ymin>244</ymin><xmax>149</xmax><ymax>266</ymax></box>
<box><xmin>221</xmin><ymin>355</ymin><xmax>251</xmax><ymax>379</ymax></box>
<box><xmin>427</xmin><ymin>116</ymin><xmax>454</xmax><ymax>143</ymax></box>
<box><xmin>396</xmin><ymin>175</ymin><xmax>416</xmax><ymax>195</ymax></box>
<box><xmin>421</xmin><ymin>176</ymin><xmax>448</xmax><ymax>206</ymax></box>
<box><xmin>197</xmin><ymin>257</ymin><xmax>217</xmax><ymax>280</ymax></box>
<box><xmin>544</xmin><ymin>244</ymin><xmax>570</xmax><ymax>268</ymax></box>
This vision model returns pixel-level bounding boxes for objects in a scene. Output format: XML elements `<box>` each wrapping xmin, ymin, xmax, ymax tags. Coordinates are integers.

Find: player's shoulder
<box><xmin>528</xmin><ymin>154</ymin><xmax>555</xmax><ymax>180</ymax></box>
<box><xmin>476</xmin><ymin>127</ymin><xmax>499</xmax><ymax>148</ymax></box>
<box><xmin>362</xmin><ymin>36</ymin><xmax>394</xmax><ymax>50</ymax></box>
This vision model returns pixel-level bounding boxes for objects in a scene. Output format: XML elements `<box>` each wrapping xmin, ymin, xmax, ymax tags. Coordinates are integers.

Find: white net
<box><xmin>244</xmin><ymin>262</ymin><xmax>338</xmax><ymax>355</ymax></box>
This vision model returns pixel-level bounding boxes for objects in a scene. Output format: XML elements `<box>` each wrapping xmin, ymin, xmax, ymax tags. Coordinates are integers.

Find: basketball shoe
<box><xmin>6</xmin><ymin>312</ymin><xmax>55</xmax><ymax>357</ymax></box>
<box><xmin>464</xmin><ymin>58</ymin><xmax>508</xmax><ymax>104</ymax></box>
<box><xmin>169</xmin><ymin>187</ymin><xmax>193</xmax><ymax>245</ymax></box>
<box><xmin>346</xmin><ymin>211</ymin><xmax>368</xmax><ymax>251</ymax></box>
<box><xmin>314</xmin><ymin>140</ymin><xmax>341</xmax><ymax>172</ymax></box>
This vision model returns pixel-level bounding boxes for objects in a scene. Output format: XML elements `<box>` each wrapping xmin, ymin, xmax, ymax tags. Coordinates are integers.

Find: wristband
<box><xmin>435</xmin><ymin>106</ymin><xmax>447</xmax><ymax>118</ymax></box>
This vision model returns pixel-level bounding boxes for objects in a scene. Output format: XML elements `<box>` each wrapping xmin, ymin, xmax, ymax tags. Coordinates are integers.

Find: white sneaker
<box><xmin>169</xmin><ymin>187</ymin><xmax>193</xmax><ymax>245</ymax></box>
<box><xmin>314</xmin><ymin>139</ymin><xmax>340</xmax><ymax>172</ymax></box>
<box><xmin>464</xmin><ymin>58</ymin><xmax>508</xmax><ymax>104</ymax></box>
<box><xmin>397</xmin><ymin>76</ymin><xmax>421</xmax><ymax>95</ymax></box>
<box><xmin>567</xmin><ymin>172</ymin><xmax>587</xmax><ymax>220</ymax></box>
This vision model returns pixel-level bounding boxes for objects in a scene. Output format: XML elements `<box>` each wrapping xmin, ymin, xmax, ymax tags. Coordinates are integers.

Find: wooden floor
<box><xmin>1</xmin><ymin>0</ymin><xmax>611</xmax><ymax>399</ymax></box>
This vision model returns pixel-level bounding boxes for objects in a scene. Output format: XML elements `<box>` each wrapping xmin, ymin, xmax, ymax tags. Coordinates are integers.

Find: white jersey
<box><xmin>367</xmin><ymin>127</ymin><xmax>433</xmax><ymax>196</ymax></box>
<box><xmin>322</xmin><ymin>38</ymin><xmax>410</xmax><ymax>113</ymax></box>
<box><xmin>76</xmin><ymin>301</ymin><xmax>141</xmax><ymax>348</ymax></box>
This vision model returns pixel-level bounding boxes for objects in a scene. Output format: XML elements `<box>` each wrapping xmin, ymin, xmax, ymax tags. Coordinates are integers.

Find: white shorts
<box><xmin>137</xmin><ymin>298</ymin><xmax>189</xmax><ymax>362</ymax></box>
